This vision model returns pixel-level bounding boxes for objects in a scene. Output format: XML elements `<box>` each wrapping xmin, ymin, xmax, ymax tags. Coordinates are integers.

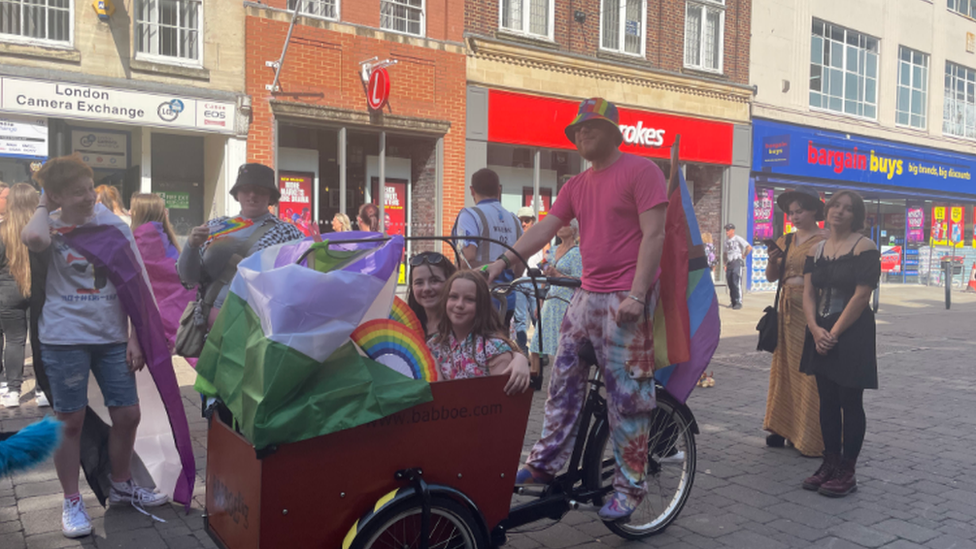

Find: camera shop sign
<box><xmin>0</xmin><ymin>77</ymin><xmax>236</xmax><ymax>134</ymax></box>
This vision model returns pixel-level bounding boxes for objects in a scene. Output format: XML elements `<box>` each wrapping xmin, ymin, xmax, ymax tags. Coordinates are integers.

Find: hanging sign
<box><xmin>950</xmin><ymin>206</ymin><xmax>965</xmax><ymax>245</ymax></box>
<box><xmin>0</xmin><ymin>114</ymin><xmax>47</xmax><ymax>159</ymax></box>
<box><xmin>753</xmin><ymin>189</ymin><xmax>774</xmax><ymax>240</ymax></box>
<box><xmin>906</xmin><ymin>207</ymin><xmax>924</xmax><ymax>243</ymax></box>
<box><xmin>932</xmin><ymin>206</ymin><xmax>948</xmax><ymax>246</ymax></box>
<box><xmin>71</xmin><ymin>129</ymin><xmax>128</xmax><ymax>169</ymax></box>
<box><xmin>278</xmin><ymin>171</ymin><xmax>314</xmax><ymax>236</ymax></box>
<box><xmin>366</xmin><ymin>68</ymin><xmax>391</xmax><ymax>111</ymax></box>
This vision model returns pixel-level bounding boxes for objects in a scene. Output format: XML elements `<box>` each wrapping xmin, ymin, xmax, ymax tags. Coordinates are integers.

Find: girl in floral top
<box><xmin>428</xmin><ymin>271</ymin><xmax>530</xmax><ymax>395</ymax></box>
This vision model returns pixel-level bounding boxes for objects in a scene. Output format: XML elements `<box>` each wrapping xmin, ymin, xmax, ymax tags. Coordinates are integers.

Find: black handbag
<box><xmin>756</xmin><ymin>234</ymin><xmax>793</xmax><ymax>353</ymax></box>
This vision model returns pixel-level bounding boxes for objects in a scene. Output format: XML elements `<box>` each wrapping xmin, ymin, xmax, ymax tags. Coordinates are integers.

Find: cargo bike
<box><xmin>202</xmin><ymin>237</ymin><xmax>700</xmax><ymax>549</ymax></box>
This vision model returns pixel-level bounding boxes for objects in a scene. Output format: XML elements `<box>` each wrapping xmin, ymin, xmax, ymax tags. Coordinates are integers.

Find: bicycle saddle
<box><xmin>577</xmin><ymin>340</ymin><xmax>597</xmax><ymax>367</ymax></box>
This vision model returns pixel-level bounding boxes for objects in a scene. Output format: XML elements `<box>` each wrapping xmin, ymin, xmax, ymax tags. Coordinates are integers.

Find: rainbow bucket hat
<box><xmin>564</xmin><ymin>98</ymin><xmax>623</xmax><ymax>145</ymax></box>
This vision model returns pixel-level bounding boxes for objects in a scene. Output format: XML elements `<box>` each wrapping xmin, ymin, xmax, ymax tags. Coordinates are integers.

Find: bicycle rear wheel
<box><xmin>586</xmin><ymin>391</ymin><xmax>696</xmax><ymax>539</ymax></box>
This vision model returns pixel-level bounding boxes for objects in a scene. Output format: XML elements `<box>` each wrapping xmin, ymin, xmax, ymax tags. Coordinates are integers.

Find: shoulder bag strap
<box><xmin>202</xmin><ymin>221</ymin><xmax>275</xmax><ymax>307</ymax></box>
<box><xmin>772</xmin><ymin>233</ymin><xmax>794</xmax><ymax>313</ymax></box>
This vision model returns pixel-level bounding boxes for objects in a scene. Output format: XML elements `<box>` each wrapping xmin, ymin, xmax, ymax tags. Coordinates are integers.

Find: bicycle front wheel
<box><xmin>586</xmin><ymin>391</ymin><xmax>697</xmax><ymax>539</ymax></box>
<box><xmin>349</xmin><ymin>496</ymin><xmax>486</xmax><ymax>549</ymax></box>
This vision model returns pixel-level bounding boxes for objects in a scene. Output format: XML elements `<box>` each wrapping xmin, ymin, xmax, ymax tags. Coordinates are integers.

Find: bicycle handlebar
<box><xmin>491</xmin><ymin>274</ymin><xmax>582</xmax><ymax>296</ymax></box>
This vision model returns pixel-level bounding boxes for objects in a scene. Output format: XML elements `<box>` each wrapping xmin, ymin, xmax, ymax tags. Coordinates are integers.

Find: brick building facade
<box><xmin>243</xmin><ymin>1</ymin><xmax>466</xmax><ymax>251</ymax></box>
<box><xmin>464</xmin><ymin>0</ymin><xmax>754</xmax><ymax>282</ymax></box>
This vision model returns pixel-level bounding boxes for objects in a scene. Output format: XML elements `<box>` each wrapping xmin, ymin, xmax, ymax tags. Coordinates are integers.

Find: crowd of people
<box><xmin>0</xmin><ymin>96</ymin><xmax>882</xmax><ymax>540</ymax></box>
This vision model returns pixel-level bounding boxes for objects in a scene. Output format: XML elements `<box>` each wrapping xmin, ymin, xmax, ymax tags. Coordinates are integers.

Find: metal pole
<box><xmin>339</xmin><ymin>127</ymin><xmax>347</xmax><ymax>215</ymax></box>
<box><xmin>533</xmin><ymin>149</ymin><xmax>541</xmax><ymax>217</ymax></box>
<box><xmin>378</xmin><ymin>131</ymin><xmax>386</xmax><ymax>233</ymax></box>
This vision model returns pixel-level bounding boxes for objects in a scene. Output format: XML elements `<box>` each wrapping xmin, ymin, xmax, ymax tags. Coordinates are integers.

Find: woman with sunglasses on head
<box><xmin>800</xmin><ymin>190</ymin><xmax>880</xmax><ymax>498</ymax></box>
<box><xmin>407</xmin><ymin>251</ymin><xmax>457</xmax><ymax>338</ymax></box>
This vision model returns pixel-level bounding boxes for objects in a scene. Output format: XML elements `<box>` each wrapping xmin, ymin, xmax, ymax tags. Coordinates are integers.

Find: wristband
<box><xmin>627</xmin><ymin>294</ymin><xmax>646</xmax><ymax>306</ymax></box>
<box><xmin>499</xmin><ymin>254</ymin><xmax>512</xmax><ymax>269</ymax></box>
<box><xmin>36</xmin><ymin>204</ymin><xmax>48</xmax><ymax>210</ymax></box>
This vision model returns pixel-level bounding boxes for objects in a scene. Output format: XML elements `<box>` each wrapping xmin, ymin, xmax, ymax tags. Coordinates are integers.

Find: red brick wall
<box><xmin>245</xmin><ymin>9</ymin><xmax>467</xmax><ymax>235</ymax></box>
<box><xmin>259</xmin><ymin>0</ymin><xmax>463</xmax><ymax>42</ymax></box>
<box><xmin>466</xmin><ymin>0</ymin><xmax>750</xmax><ymax>85</ymax></box>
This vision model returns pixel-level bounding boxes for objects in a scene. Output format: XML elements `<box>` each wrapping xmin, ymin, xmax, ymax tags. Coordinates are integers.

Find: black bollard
<box><xmin>945</xmin><ymin>259</ymin><xmax>952</xmax><ymax>310</ymax></box>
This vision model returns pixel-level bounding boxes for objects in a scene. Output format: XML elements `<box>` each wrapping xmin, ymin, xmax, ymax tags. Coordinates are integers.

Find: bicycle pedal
<box><xmin>514</xmin><ymin>485</ymin><xmax>547</xmax><ymax>497</ymax></box>
<box><xmin>568</xmin><ymin>500</ymin><xmax>601</xmax><ymax>513</ymax></box>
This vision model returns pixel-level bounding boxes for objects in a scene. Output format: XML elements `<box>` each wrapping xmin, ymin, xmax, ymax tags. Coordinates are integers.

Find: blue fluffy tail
<box><xmin>0</xmin><ymin>417</ymin><xmax>63</xmax><ymax>477</ymax></box>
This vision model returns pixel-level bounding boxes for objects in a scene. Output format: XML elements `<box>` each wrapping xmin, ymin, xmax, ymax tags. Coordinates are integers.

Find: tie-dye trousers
<box><xmin>526</xmin><ymin>287</ymin><xmax>658</xmax><ymax>498</ymax></box>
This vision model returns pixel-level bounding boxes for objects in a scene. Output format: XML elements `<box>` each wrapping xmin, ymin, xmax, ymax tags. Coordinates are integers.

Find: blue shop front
<box><xmin>749</xmin><ymin>119</ymin><xmax>976</xmax><ymax>289</ymax></box>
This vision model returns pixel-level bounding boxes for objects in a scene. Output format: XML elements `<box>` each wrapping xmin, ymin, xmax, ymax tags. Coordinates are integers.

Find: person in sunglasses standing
<box><xmin>451</xmin><ymin>168</ymin><xmax>523</xmax><ymax>325</ymax></box>
<box><xmin>486</xmin><ymin>98</ymin><xmax>668</xmax><ymax>521</ymax></box>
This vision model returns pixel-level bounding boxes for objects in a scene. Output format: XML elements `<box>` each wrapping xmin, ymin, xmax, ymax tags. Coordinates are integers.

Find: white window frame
<box><xmin>287</xmin><ymin>0</ymin><xmax>339</xmax><ymax>21</ymax></box>
<box><xmin>380</xmin><ymin>0</ymin><xmax>425</xmax><ymax>37</ymax></box>
<box><xmin>0</xmin><ymin>0</ymin><xmax>74</xmax><ymax>48</ymax></box>
<box><xmin>943</xmin><ymin>61</ymin><xmax>976</xmax><ymax>140</ymax></box>
<box><xmin>809</xmin><ymin>19</ymin><xmax>879</xmax><ymax>121</ymax></box>
<box><xmin>498</xmin><ymin>0</ymin><xmax>555</xmax><ymax>41</ymax></box>
<box><xmin>948</xmin><ymin>0</ymin><xmax>976</xmax><ymax>18</ymax></box>
<box><xmin>134</xmin><ymin>0</ymin><xmax>204</xmax><ymax>67</ymax></box>
<box><xmin>599</xmin><ymin>0</ymin><xmax>647</xmax><ymax>57</ymax></box>
<box><xmin>895</xmin><ymin>46</ymin><xmax>928</xmax><ymax>130</ymax></box>
<box><xmin>683</xmin><ymin>0</ymin><xmax>725</xmax><ymax>74</ymax></box>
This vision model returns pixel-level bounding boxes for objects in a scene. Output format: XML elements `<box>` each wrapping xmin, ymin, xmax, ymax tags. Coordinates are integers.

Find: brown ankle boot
<box><xmin>819</xmin><ymin>457</ymin><xmax>857</xmax><ymax>497</ymax></box>
<box><xmin>802</xmin><ymin>453</ymin><xmax>839</xmax><ymax>491</ymax></box>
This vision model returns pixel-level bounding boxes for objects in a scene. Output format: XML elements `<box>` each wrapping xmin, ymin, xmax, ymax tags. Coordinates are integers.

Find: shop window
<box><xmin>380</xmin><ymin>0</ymin><xmax>424</xmax><ymax>36</ymax></box>
<box><xmin>949</xmin><ymin>0</ymin><xmax>976</xmax><ymax>18</ymax></box>
<box><xmin>499</xmin><ymin>0</ymin><xmax>553</xmax><ymax>40</ymax></box>
<box><xmin>601</xmin><ymin>0</ymin><xmax>645</xmax><ymax>56</ymax></box>
<box><xmin>809</xmin><ymin>19</ymin><xmax>879</xmax><ymax>119</ymax></box>
<box><xmin>896</xmin><ymin>46</ymin><xmax>928</xmax><ymax>130</ymax></box>
<box><xmin>0</xmin><ymin>0</ymin><xmax>71</xmax><ymax>46</ymax></box>
<box><xmin>135</xmin><ymin>0</ymin><xmax>202</xmax><ymax>64</ymax></box>
<box><xmin>943</xmin><ymin>61</ymin><xmax>976</xmax><ymax>140</ymax></box>
<box><xmin>287</xmin><ymin>0</ymin><xmax>338</xmax><ymax>20</ymax></box>
<box><xmin>683</xmin><ymin>0</ymin><xmax>724</xmax><ymax>73</ymax></box>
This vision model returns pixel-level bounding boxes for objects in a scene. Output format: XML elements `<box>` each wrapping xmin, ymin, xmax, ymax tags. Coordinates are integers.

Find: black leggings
<box><xmin>816</xmin><ymin>374</ymin><xmax>866</xmax><ymax>460</ymax></box>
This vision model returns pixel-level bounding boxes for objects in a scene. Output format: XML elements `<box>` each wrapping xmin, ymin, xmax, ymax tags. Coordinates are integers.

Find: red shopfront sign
<box><xmin>487</xmin><ymin>90</ymin><xmax>734</xmax><ymax>165</ymax></box>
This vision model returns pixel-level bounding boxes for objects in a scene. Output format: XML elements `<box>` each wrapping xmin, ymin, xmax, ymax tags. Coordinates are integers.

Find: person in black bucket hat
<box><xmin>177</xmin><ymin>163</ymin><xmax>304</xmax><ymax>327</ymax></box>
<box><xmin>776</xmin><ymin>186</ymin><xmax>825</xmax><ymax>222</ymax></box>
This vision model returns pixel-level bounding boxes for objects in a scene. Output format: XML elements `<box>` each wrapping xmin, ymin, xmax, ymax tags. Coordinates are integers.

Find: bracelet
<box><xmin>627</xmin><ymin>294</ymin><xmax>646</xmax><ymax>305</ymax></box>
<box><xmin>499</xmin><ymin>254</ymin><xmax>512</xmax><ymax>269</ymax></box>
<box><xmin>36</xmin><ymin>204</ymin><xmax>47</xmax><ymax>210</ymax></box>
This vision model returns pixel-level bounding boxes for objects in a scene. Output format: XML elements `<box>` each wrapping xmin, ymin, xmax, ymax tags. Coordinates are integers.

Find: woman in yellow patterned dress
<box><xmin>763</xmin><ymin>187</ymin><xmax>826</xmax><ymax>456</ymax></box>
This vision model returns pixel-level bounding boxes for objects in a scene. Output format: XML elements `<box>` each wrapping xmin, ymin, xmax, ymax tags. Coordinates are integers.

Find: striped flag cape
<box><xmin>60</xmin><ymin>205</ymin><xmax>196</xmax><ymax>509</ymax></box>
<box><xmin>133</xmin><ymin>222</ymin><xmax>195</xmax><ymax>356</ymax></box>
<box><xmin>652</xmin><ymin>138</ymin><xmax>722</xmax><ymax>404</ymax></box>
<box><xmin>194</xmin><ymin>232</ymin><xmax>433</xmax><ymax>450</ymax></box>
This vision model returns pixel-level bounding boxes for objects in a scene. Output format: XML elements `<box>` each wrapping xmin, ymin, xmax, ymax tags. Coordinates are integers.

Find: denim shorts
<box><xmin>40</xmin><ymin>343</ymin><xmax>139</xmax><ymax>413</ymax></box>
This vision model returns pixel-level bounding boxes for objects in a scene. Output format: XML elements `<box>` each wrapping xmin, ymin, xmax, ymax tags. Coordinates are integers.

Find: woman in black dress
<box><xmin>800</xmin><ymin>190</ymin><xmax>880</xmax><ymax>498</ymax></box>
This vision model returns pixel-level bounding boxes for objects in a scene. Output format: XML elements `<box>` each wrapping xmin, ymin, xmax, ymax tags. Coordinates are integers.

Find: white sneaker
<box><xmin>62</xmin><ymin>497</ymin><xmax>92</xmax><ymax>538</ymax></box>
<box><xmin>1</xmin><ymin>392</ymin><xmax>19</xmax><ymax>408</ymax></box>
<box><xmin>0</xmin><ymin>382</ymin><xmax>7</xmax><ymax>395</ymax></box>
<box><xmin>109</xmin><ymin>479</ymin><xmax>169</xmax><ymax>508</ymax></box>
<box><xmin>35</xmin><ymin>392</ymin><xmax>50</xmax><ymax>407</ymax></box>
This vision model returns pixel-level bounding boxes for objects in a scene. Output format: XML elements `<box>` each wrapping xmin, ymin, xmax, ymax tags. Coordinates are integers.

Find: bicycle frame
<box><xmin>492</xmin><ymin>365</ymin><xmax>613</xmax><ymax>540</ymax></box>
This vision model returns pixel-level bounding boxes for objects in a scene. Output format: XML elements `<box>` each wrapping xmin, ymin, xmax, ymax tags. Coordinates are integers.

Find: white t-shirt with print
<box><xmin>38</xmin><ymin>205</ymin><xmax>129</xmax><ymax>345</ymax></box>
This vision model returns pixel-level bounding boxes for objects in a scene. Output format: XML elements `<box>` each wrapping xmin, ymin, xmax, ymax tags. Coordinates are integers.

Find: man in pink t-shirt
<box><xmin>486</xmin><ymin>98</ymin><xmax>668</xmax><ymax>520</ymax></box>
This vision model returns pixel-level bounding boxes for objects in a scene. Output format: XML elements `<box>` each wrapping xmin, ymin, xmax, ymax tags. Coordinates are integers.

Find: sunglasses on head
<box><xmin>409</xmin><ymin>252</ymin><xmax>448</xmax><ymax>267</ymax></box>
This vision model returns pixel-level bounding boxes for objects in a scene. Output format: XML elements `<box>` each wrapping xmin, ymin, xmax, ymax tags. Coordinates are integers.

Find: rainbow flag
<box><xmin>652</xmin><ymin>139</ymin><xmax>722</xmax><ymax>404</ymax></box>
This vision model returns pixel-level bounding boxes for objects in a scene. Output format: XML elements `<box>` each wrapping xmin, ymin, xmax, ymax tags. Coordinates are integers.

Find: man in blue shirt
<box><xmin>452</xmin><ymin>168</ymin><xmax>523</xmax><ymax>321</ymax></box>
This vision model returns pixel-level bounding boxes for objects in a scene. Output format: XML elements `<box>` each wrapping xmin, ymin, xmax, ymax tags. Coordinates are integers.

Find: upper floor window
<box><xmin>601</xmin><ymin>0</ymin><xmax>645</xmax><ymax>56</ymax></box>
<box><xmin>948</xmin><ymin>0</ymin><xmax>976</xmax><ymax>18</ymax></box>
<box><xmin>381</xmin><ymin>0</ymin><xmax>424</xmax><ymax>36</ymax></box>
<box><xmin>499</xmin><ymin>0</ymin><xmax>553</xmax><ymax>40</ymax></box>
<box><xmin>809</xmin><ymin>19</ymin><xmax>878</xmax><ymax>119</ymax></box>
<box><xmin>684</xmin><ymin>0</ymin><xmax>724</xmax><ymax>73</ymax></box>
<box><xmin>135</xmin><ymin>0</ymin><xmax>202</xmax><ymax>64</ymax></box>
<box><xmin>896</xmin><ymin>46</ymin><xmax>928</xmax><ymax>129</ymax></box>
<box><xmin>287</xmin><ymin>0</ymin><xmax>338</xmax><ymax>20</ymax></box>
<box><xmin>944</xmin><ymin>61</ymin><xmax>976</xmax><ymax>139</ymax></box>
<box><xmin>0</xmin><ymin>0</ymin><xmax>71</xmax><ymax>46</ymax></box>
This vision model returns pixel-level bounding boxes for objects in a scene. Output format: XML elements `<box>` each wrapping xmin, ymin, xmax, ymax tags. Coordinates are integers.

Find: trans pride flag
<box><xmin>652</xmin><ymin>138</ymin><xmax>722</xmax><ymax>404</ymax></box>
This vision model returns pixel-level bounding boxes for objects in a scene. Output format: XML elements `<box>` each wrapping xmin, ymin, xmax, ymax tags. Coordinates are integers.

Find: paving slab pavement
<box><xmin>2</xmin><ymin>284</ymin><xmax>975</xmax><ymax>548</ymax></box>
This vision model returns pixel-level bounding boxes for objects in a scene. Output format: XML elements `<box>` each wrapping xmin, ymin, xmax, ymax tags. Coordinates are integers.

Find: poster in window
<box><xmin>949</xmin><ymin>206</ymin><xmax>964</xmax><ymax>245</ymax></box>
<box><xmin>932</xmin><ymin>206</ymin><xmax>948</xmax><ymax>246</ymax></box>
<box><xmin>753</xmin><ymin>188</ymin><xmax>774</xmax><ymax>239</ymax></box>
<box><xmin>521</xmin><ymin>187</ymin><xmax>553</xmax><ymax>220</ymax></box>
<box><xmin>278</xmin><ymin>171</ymin><xmax>314</xmax><ymax>236</ymax></box>
<box><xmin>906</xmin><ymin>206</ymin><xmax>924</xmax><ymax>243</ymax></box>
